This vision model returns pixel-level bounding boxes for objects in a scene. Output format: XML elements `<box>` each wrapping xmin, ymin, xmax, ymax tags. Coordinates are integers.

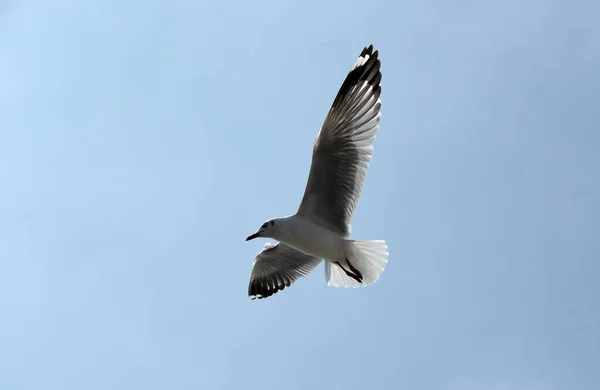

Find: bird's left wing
<box><xmin>248</xmin><ymin>242</ymin><xmax>322</xmax><ymax>300</ymax></box>
<box><xmin>297</xmin><ymin>45</ymin><xmax>382</xmax><ymax>237</ymax></box>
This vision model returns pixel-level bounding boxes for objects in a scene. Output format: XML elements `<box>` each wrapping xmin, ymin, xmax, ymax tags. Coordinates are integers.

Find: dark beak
<box><xmin>246</xmin><ymin>232</ymin><xmax>261</xmax><ymax>241</ymax></box>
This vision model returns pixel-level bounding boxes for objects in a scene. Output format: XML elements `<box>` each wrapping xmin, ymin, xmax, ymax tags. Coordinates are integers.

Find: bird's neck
<box><xmin>272</xmin><ymin>215</ymin><xmax>298</xmax><ymax>241</ymax></box>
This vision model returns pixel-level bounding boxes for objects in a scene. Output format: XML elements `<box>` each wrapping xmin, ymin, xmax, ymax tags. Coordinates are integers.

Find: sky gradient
<box><xmin>1</xmin><ymin>1</ymin><xmax>599</xmax><ymax>389</ymax></box>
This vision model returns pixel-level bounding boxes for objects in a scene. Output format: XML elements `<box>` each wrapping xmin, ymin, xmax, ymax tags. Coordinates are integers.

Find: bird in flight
<box><xmin>246</xmin><ymin>45</ymin><xmax>388</xmax><ymax>300</ymax></box>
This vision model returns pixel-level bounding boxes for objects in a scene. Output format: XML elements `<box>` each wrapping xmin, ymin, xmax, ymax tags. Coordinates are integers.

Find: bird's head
<box><xmin>246</xmin><ymin>219</ymin><xmax>278</xmax><ymax>241</ymax></box>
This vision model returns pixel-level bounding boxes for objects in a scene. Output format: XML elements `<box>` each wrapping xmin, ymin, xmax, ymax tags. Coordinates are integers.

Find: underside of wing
<box><xmin>248</xmin><ymin>242</ymin><xmax>322</xmax><ymax>300</ymax></box>
<box><xmin>297</xmin><ymin>45</ymin><xmax>382</xmax><ymax>236</ymax></box>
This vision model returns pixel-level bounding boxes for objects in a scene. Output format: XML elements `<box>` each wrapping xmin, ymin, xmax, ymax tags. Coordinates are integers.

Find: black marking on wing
<box><xmin>297</xmin><ymin>45</ymin><xmax>382</xmax><ymax>236</ymax></box>
<box><xmin>248</xmin><ymin>243</ymin><xmax>322</xmax><ymax>300</ymax></box>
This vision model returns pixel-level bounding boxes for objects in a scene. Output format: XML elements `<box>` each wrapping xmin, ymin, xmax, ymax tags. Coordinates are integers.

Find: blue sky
<box><xmin>1</xmin><ymin>0</ymin><xmax>599</xmax><ymax>389</ymax></box>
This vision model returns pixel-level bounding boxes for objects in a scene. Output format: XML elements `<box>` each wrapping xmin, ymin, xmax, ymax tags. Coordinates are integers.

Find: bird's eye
<box><xmin>270</xmin><ymin>221</ymin><xmax>275</xmax><ymax>226</ymax></box>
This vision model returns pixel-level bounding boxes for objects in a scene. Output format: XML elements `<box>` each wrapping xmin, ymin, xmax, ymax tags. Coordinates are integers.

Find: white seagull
<box><xmin>246</xmin><ymin>45</ymin><xmax>388</xmax><ymax>299</ymax></box>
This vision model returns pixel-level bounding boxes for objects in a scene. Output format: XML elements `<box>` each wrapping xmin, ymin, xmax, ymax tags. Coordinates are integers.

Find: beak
<box><xmin>246</xmin><ymin>231</ymin><xmax>261</xmax><ymax>241</ymax></box>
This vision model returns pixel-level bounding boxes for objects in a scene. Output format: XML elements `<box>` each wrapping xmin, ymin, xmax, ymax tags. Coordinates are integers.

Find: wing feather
<box><xmin>297</xmin><ymin>45</ymin><xmax>383</xmax><ymax>236</ymax></box>
<box><xmin>248</xmin><ymin>243</ymin><xmax>322</xmax><ymax>300</ymax></box>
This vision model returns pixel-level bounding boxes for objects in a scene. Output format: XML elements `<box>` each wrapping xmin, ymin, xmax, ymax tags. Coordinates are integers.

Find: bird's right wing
<box><xmin>297</xmin><ymin>45</ymin><xmax>382</xmax><ymax>237</ymax></box>
<box><xmin>248</xmin><ymin>243</ymin><xmax>322</xmax><ymax>300</ymax></box>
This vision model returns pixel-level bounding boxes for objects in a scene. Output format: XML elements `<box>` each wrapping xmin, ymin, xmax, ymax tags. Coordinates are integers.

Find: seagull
<box><xmin>246</xmin><ymin>45</ymin><xmax>388</xmax><ymax>300</ymax></box>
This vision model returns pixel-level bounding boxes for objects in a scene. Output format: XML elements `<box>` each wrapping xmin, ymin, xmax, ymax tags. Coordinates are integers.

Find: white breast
<box><xmin>279</xmin><ymin>216</ymin><xmax>344</xmax><ymax>260</ymax></box>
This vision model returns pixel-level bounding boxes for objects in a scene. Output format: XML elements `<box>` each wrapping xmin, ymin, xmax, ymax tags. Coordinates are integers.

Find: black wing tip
<box><xmin>350</xmin><ymin>45</ymin><xmax>381</xmax><ymax>85</ymax></box>
<box><xmin>248</xmin><ymin>278</ymin><xmax>290</xmax><ymax>300</ymax></box>
<box><xmin>360</xmin><ymin>45</ymin><xmax>371</xmax><ymax>57</ymax></box>
<box><xmin>329</xmin><ymin>45</ymin><xmax>382</xmax><ymax>110</ymax></box>
<box><xmin>359</xmin><ymin>45</ymin><xmax>379</xmax><ymax>62</ymax></box>
<box><xmin>248</xmin><ymin>243</ymin><xmax>291</xmax><ymax>300</ymax></box>
<box><xmin>361</xmin><ymin>44</ymin><xmax>376</xmax><ymax>54</ymax></box>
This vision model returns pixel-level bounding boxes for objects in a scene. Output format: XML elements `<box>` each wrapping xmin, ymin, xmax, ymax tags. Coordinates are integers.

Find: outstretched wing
<box><xmin>297</xmin><ymin>45</ymin><xmax>382</xmax><ymax>237</ymax></box>
<box><xmin>248</xmin><ymin>242</ymin><xmax>322</xmax><ymax>300</ymax></box>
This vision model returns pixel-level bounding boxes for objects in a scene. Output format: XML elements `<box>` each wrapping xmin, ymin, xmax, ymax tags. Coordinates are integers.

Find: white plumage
<box><xmin>246</xmin><ymin>45</ymin><xmax>388</xmax><ymax>300</ymax></box>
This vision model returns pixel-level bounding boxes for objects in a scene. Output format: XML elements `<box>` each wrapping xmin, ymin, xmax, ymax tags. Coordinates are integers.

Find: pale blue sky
<box><xmin>1</xmin><ymin>1</ymin><xmax>599</xmax><ymax>389</ymax></box>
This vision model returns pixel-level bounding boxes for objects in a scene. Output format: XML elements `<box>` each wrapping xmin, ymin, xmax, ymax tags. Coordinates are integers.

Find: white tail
<box><xmin>325</xmin><ymin>240</ymin><xmax>389</xmax><ymax>288</ymax></box>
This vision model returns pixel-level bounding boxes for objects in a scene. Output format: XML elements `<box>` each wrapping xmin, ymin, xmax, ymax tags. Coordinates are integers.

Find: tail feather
<box><xmin>325</xmin><ymin>240</ymin><xmax>389</xmax><ymax>288</ymax></box>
